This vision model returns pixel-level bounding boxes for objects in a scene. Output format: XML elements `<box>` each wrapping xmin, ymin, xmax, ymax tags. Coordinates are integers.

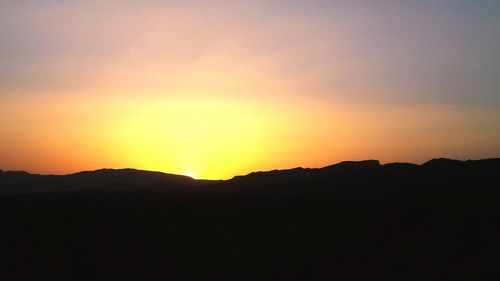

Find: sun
<box><xmin>184</xmin><ymin>171</ymin><xmax>197</xmax><ymax>179</ymax></box>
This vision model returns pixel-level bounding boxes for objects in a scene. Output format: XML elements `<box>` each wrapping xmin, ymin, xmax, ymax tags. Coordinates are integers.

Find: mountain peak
<box><xmin>423</xmin><ymin>158</ymin><xmax>463</xmax><ymax>167</ymax></box>
<box><xmin>321</xmin><ymin>160</ymin><xmax>381</xmax><ymax>171</ymax></box>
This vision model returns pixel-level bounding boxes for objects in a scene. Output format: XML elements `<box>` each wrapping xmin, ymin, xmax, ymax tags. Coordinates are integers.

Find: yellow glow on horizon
<box><xmin>1</xmin><ymin>2</ymin><xmax>499</xmax><ymax>180</ymax></box>
<box><xmin>1</xmin><ymin>94</ymin><xmax>499</xmax><ymax>180</ymax></box>
<box><xmin>183</xmin><ymin>171</ymin><xmax>196</xmax><ymax>179</ymax></box>
<box><xmin>1</xmin><ymin>94</ymin><xmax>336</xmax><ymax>179</ymax></box>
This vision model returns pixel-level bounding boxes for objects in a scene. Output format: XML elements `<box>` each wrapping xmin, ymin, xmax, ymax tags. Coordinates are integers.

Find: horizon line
<box><xmin>2</xmin><ymin>157</ymin><xmax>499</xmax><ymax>181</ymax></box>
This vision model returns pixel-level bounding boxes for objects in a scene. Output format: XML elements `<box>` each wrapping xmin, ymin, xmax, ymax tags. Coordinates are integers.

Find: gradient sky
<box><xmin>1</xmin><ymin>0</ymin><xmax>499</xmax><ymax>179</ymax></box>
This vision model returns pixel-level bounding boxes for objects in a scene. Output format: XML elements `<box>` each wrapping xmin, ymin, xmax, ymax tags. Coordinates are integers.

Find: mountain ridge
<box><xmin>1</xmin><ymin>157</ymin><xmax>499</xmax><ymax>196</ymax></box>
<box><xmin>1</xmin><ymin>157</ymin><xmax>500</xmax><ymax>280</ymax></box>
<box><xmin>2</xmin><ymin>158</ymin><xmax>497</xmax><ymax>179</ymax></box>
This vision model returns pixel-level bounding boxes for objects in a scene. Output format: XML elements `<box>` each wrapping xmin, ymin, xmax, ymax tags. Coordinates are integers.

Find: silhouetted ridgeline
<box><xmin>1</xmin><ymin>158</ymin><xmax>499</xmax><ymax>198</ymax></box>
<box><xmin>0</xmin><ymin>158</ymin><xmax>499</xmax><ymax>280</ymax></box>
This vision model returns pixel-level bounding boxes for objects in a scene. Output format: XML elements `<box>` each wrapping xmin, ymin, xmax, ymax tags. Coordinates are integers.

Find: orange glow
<box><xmin>1</xmin><ymin>1</ymin><xmax>499</xmax><ymax>180</ymax></box>
<box><xmin>0</xmin><ymin>94</ymin><xmax>331</xmax><ymax>179</ymax></box>
<box><xmin>1</xmin><ymin>93</ymin><xmax>498</xmax><ymax>179</ymax></box>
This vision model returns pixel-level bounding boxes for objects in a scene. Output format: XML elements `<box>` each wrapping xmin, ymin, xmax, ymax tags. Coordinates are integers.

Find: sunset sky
<box><xmin>1</xmin><ymin>0</ymin><xmax>499</xmax><ymax>179</ymax></box>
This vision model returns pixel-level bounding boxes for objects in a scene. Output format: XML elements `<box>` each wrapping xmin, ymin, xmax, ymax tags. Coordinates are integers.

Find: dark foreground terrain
<box><xmin>1</xmin><ymin>158</ymin><xmax>499</xmax><ymax>280</ymax></box>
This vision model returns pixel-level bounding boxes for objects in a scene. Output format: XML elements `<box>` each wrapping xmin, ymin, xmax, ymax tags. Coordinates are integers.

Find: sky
<box><xmin>1</xmin><ymin>0</ymin><xmax>499</xmax><ymax>179</ymax></box>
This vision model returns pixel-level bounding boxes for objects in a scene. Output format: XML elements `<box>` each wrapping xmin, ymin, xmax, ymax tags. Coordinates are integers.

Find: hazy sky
<box><xmin>1</xmin><ymin>0</ymin><xmax>499</xmax><ymax>179</ymax></box>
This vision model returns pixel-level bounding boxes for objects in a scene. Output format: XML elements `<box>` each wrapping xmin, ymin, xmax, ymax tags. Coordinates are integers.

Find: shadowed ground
<box><xmin>0</xmin><ymin>158</ymin><xmax>499</xmax><ymax>280</ymax></box>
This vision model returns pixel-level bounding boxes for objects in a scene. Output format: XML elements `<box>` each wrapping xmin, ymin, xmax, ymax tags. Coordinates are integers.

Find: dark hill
<box><xmin>0</xmin><ymin>168</ymin><xmax>205</xmax><ymax>195</ymax></box>
<box><xmin>2</xmin><ymin>158</ymin><xmax>499</xmax><ymax>197</ymax></box>
<box><xmin>0</xmin><ymin>158</ymin><xmax>499</xmax><ymax>280</ymax></box>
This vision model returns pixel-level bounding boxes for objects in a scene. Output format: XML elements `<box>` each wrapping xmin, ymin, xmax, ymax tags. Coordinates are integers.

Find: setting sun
<box><xmin>0</xmin><ymin>0</ymin><xmax>499</xmax><ymax>180</ymax></box>
<box><xmin>183</xmin><ymin>171</ymin><xmax>196</xmax><ymax>179</ymax></box>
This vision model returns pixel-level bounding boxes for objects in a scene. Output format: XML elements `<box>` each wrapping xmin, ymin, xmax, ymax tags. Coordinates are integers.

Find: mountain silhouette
<box><xmin>0</xmin><ymin>158</ymin><xmax>499</xmax><ymax>280</ymax></box>
<box><xmin>2</xmin><ymin>158</ymin><xmax>499</xmax><ymax>197</ymax></box>
<box><xmin>0</xmin><ymin>168</ymin><xmax>204</xmax><ymax>195</ymax></box>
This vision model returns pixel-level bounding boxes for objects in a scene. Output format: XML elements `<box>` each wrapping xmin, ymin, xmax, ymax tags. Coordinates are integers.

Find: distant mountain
<box><xmin>0</xmin><ymin>168</ymin><xmax>202</xmax><ymax>195</ymax></box>
<box><xmin>1</xmin><ymin>158</ymin><xmax>500</xmax><ymax>280</ymax></box>
<box><xmin>1</xmin><ymin>158</ymin><xmax>499</xmax><ymax>197</ymax></box>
